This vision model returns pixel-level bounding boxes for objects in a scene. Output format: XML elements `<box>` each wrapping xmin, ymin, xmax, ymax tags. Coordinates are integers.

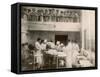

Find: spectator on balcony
<box><xmin>64</xmin><ymin>11</ymin><xmax>70</xmax><ymax>22</ymax></box>
<box><xmin>37</xmin><ymin>9</ymin><xmax>44</xmax><ymax>22</ymax></box>
<box><xmin>21</xmin><ymin>8</ymin><xmax>27</xmax><ymax>20</ymax></box>
<box><xmin>73</xmin><ymin>12</ymin><xmax>79</xmax><ymax>22</ymax></box>
<box><xmin>40</xmin><ymin>9</ymin><xmax>44</xmax><ymax>22</ymax></box>
<box><xmin>59</xmin><ymin>11</ymin><xmax>64</xmax><ymax>22</ymax></box>
<box><xmin>55</xmin><ymin>10</ymin><xmax>60</xmax><ymax>22</ymax></box>
<box><xmin>43</xmin><ymin>9</ymin><xmax>49</xmax><ymax>22</ymax></box>
<box><xmin>48</xmin><ymin>9</ymin><xmax>52</xmax><ymax>22</ymax></box>
<box><xmin>51</xmin><ymin>9</ymin><xmax>56</xmax><ymax>22</ymax></box>
<box><xmin>68</xmin><ymin>11</ymin><xmax>73</xmax><ymax>22</ymax></box>
<box><xmin>26</xmin><ymin>9</ymin><xmax>32</xmax><ymax>21</ymax></box>
<box><xmin>31</xmin><ymin>8</ymin><xmax>36</xmax><ymax>21</ymax></box>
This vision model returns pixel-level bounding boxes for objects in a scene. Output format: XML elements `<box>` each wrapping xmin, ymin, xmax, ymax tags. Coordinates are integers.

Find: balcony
<box><xmin>27</xmin><ymin>21</ymin><xmax>81</xmax><ymax>32</ymax></box>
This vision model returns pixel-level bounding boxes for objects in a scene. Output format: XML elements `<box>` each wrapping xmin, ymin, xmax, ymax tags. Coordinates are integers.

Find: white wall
<box><xmin>28</xmin><ymin>22</ymin><xmax>81</xmax><ymax>31</ymax></box>
<box><xmin>81</xmin><ymin>10</ymin><xmax>95</xmax><ymax>50</ymax></box>
<box><xmin>0</xmin><ymin>0</ymin><xmax>99</xmax><ymax>77</ymax></box>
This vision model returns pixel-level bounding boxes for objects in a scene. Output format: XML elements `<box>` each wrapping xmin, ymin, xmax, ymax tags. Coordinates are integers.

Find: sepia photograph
<box><xmin>21</xmin><ymin>5</ymin><xmax>96</xmax><ymax>71</ymax></box>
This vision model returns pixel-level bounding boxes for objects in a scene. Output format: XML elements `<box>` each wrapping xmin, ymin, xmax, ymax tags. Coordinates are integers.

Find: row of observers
<box><xmin>22</xmin><ymin>7</ymin><xmax>81</xmax><ymax>22</ymax></box>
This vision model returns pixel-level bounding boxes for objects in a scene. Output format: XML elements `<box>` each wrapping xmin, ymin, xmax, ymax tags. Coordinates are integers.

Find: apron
<box><xmin>35</xmin><ymin>50</ymin><xmax>43</xmax><ymax>65</ymax></box>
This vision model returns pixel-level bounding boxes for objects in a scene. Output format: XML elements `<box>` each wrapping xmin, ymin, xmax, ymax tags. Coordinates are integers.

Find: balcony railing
<box><xmin>21</xmin><ymin>7</ymin><xmax>81</xmax><ymax>23</ymax></box>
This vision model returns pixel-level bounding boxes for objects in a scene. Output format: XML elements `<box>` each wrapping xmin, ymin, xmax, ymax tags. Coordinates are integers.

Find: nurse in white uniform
<box><xmin>72</xmin><ymin>41</ymin><xmax>80</xmax><ymax>66</ymax></box>
<box><xmin>34</xmin><ymin>38</ymin><xmax>43</xmax><ymax>68</ymax></box>
<box><xmin>65</xmin><ymin>40</ymin><xmax>73</xmax><ymax>68</ymax></box>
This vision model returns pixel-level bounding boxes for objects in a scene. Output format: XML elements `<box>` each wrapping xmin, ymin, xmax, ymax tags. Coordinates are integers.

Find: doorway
<box><xmin>55</xmin><ymin>35</ymin><xmax>68</xmax><ymax>45</ymax></box>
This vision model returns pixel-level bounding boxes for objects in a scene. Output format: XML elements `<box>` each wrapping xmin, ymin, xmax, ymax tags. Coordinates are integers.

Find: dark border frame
<box><xmin>11</xmin><ymin>2</ymin><xmax>98</xmax><ymax>74</ymax></box>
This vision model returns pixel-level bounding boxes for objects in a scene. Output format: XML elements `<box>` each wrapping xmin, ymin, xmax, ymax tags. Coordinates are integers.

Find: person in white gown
<box><xmin>55</xmin><ymin>41</ymin><xmax>61</xmax><ymax>52</ymax></box>
<box><xmin>34</xmin><ymin>38</ymin><xmax>43</xmax><ymax>68</ymax></box>
<box><xmin>41</xmin><ymin>39</ymin><xmax>47</xmax><ymax>50</ymax></box>
<box><xmin>40</xmin><ymin>39</ymin><xmax>48</xmax><ymax>67</ymax></box>
<box><xmin>65</xmin><ymin>40</ymin><xmax>73</xmax><ymax>68</ymax></box>
<box><xmin>58</xmin><ymin>43</ymin><xmax>66</xmax><ymax>67</ymax></box>
<box><xmin>72</xmin><ymin>40</ymin><xmax>80</xmax><ymax>67</ymax></box>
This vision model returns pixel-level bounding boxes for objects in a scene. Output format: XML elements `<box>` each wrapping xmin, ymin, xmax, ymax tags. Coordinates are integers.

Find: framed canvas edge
<box><xmin>11</xmin><ymin>2</ymin><xmax>98</xmax><ymax>74</ymax></box>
